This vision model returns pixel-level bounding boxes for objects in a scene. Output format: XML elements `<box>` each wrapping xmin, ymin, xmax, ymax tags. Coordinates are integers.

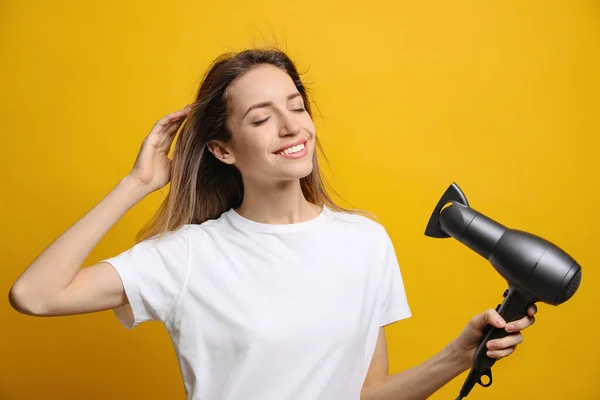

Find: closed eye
<box><xmin>252</xmin><ymin>116</ymin><xmax>271</xmax><ymax>126</ymax></box>
<box><xmin>251</xmin><ymin>108</ymin><xmax>305</xmax><ymax>126</ymax></box>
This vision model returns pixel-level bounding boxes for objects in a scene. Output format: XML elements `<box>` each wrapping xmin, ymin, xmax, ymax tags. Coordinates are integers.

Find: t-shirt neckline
<box><xmin>225</xmin><ymin>205</ymin><xmax>330</xmax><ymax>233</ymax></box>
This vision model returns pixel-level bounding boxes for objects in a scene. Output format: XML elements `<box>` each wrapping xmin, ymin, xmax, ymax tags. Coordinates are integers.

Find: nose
<box><xmin>278</xmin><ymin>110</ymin><xmax>301</xmax><ymax>137</ymax></box>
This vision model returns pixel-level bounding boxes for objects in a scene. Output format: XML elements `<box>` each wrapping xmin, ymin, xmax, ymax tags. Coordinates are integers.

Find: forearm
<box><xmin>362</xmin><ymin>339</ymin><xmax>470</xmax><ymax>400</ymax></box>
<box><xmin>10</xmin><ymin>175</ymin><xmax>149</xmax><ymax>305</ymax></box>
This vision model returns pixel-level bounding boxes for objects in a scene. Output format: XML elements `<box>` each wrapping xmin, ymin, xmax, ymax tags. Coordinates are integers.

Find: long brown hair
<box><xmin>136</xmin><ymin>47</ymin><xmax>371</xmax><ymax>243</ymax></box>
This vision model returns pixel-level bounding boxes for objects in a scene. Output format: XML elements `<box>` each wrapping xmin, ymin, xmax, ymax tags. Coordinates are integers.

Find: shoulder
<box><xmin>181</xmin><ymin>211</ymin><xmax>233</xmax><ymax>238</ymax></box>
<box><xmin>324</xmin><ymin>207</ymin><xmax>391</xmax><ymax>244</ymax></box>
<box><xmin>134</xmin><ymin>224</ymin><xmax>196</xmax><ymax>254</ymax></box>
<box><xmin>145</xmin><ymin>224</ymin><xmax>195</xmax><ymax>243</ymax></box>
<box><xmin>149</xmin><ymin>211</ymin><xmax>234</xmax><ymax>243</ymax></box>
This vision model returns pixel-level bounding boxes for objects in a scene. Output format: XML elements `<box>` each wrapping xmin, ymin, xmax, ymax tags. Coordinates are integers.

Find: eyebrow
<box><xmin>242</xmin><ymin>93</ymin><xmax>302</xmax><ymax>119</ymax></box>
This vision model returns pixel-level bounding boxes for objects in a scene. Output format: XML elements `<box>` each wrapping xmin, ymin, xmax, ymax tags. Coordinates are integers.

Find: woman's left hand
<box><xmin>453</xmin><ymin>304</ymin><xmax>538</xmax><ymax>368</ymax></box>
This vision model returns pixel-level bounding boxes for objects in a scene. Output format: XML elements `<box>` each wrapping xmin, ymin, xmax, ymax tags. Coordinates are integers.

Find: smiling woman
<box><xmin>133</xmin><ymin>48</ymin><xmax>367</xmax><ymax>237</ymax></box>
<box><xmin>9</xmin><ymin>47</ymin><xmax>536</xmax><ymax>400</ymax></box>
<box><xmin>204</xmin><ymin>63</ymin><xmax>318</xmax><ymax>207</ymax></box>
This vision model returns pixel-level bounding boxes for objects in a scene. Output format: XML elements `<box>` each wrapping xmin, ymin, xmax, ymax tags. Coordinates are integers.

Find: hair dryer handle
<box><xmin>458</xmin><ymin>287</ymin><xmax>537</xmax><ymax>399</ymax></box>
<box><xmin>474</xmin><ymin>286</ymin><xmax>536</xmax><ymax>371</ymax></box>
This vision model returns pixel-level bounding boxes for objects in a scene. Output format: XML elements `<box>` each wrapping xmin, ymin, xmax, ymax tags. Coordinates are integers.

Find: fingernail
<box><xmin>506</xmin><ymin>324</ymin><xmax>513</xmax><ymax>332</ymax></box>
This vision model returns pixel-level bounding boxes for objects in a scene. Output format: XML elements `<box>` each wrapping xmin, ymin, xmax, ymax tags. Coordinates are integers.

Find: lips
<box><xmin>273</xmin><ymin>138</ymin><xmax>308</xmax><ymax>154</ymax></box>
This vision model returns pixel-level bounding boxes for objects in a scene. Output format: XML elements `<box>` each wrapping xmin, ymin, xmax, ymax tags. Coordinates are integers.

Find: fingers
<box><xmin>480</xmin><ymin>308</ymin><xmax>506</xmax><ymax>330</ymax></box>
<box><xmin>147</xmin><ymin>106</ymin><xmax>192</xmax><ymax>142</ymax></box>
<box><xmin>163</xmin><ymin>105</ymin><xmax>192</xmax><ymax>122</ymax></box>
<box><xmin>487</xmin><ymin>332</ymin><xmax>523</xmax><ymax>351</ymax></box>
<box><xmin>481</xmin><ymin>304</ymin><xmax>537</xmax><ymax>332</ymax></box>
<box><xmin>162</xmin><ymin>107</ymin><xmax>191</xmax><ymax>128</ymax></box>
<box><xmin>486</xmin><ymin>346</ymin><xmax>516</xmax><ymax>359</ymax></box>
<box><xmin>151</xmin><ymin>105</ymin><xmax>193</xmax><ymax>133</ymax></box>
<box><xmin>486</xmin><ymin>332</ymin><xmax>524</xmax><ymax>359</ymax></box>
<box><xmin>484</xmin><ymin>304</ymin><xmax>538</xmax><ymax>359</ymax></box>
<box><xmin>528</xmin><ymin>304</ymin><xmax>538</xmax><ymax>316</ymax></box>
<box><xmin>505</xmin><ymin>314</ymin><xmax>535</xmax><ymax>333</ymax></box>
<box><xmin>469</xmin><ymin>304</ymin><xmax>538</xmax><ymax>360</ymax></box>
<box><xmin>164</xmin><ymin>116</ymin><xmax>186</xmax><ymax>137</ymax></box>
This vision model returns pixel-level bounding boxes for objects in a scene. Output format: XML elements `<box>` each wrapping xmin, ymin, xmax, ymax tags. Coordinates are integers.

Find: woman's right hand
<box><xmin>128</xmin><ymin>105</ymin><xmax>192</xmax><ymax>194</ymax></box>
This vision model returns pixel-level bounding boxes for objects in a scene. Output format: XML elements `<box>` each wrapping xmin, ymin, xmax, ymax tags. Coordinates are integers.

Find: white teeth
<box><xmin>279</xmin><ymin>143</ymin><xmax>305</xmax><ymax>155</ymax></box>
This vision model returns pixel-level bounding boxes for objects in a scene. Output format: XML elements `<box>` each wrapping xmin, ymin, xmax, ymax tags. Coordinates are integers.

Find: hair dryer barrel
<box><xmin>438</xmin><ymin>201</ymin><xmax>582</xmax><ymax>305</ymax></box>
<box><xmin>438</xmin><ymin>202</ymin><xmax>507</xmax><ymax>259</ymax></box>
<box><xmin>490</xmin><ymin>229</ymin><xmax>582</xmax><ymax>305</ymax></box>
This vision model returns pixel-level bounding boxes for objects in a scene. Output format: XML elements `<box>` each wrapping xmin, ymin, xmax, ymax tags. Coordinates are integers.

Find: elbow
<box><xmin>360</xmin><ymin>375</ymin><xmax>390</xmax><ymax>400</ymax></box>
<box><xmin>360</xmin><ymin>381</ymin><xmax>384</xmax><ymax>400</ymax></box>
<box><xmin>360</xmin><ymin>387</ymin><xmax>376</xmax><ymax>400</ymax></box>
<box><xmin>8</xmin><ymin>283</ymin><xmax>46</xmax><ymax>316</ymax></box>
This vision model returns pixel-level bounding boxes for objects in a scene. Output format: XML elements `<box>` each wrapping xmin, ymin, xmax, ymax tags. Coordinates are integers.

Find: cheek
<box><xmin>303</xmin><ymin>115</ymin><xmax>317</xmax><ymax>136</ymax></box>
<box><xmin>233</xmin><ymin>132</ymin><xmax>273</xmax><ymax>164</ymax></box>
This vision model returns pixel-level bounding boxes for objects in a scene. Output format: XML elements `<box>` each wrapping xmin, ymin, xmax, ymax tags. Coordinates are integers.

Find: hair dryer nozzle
<box><xmin>424</xmin><ymin>182</ymin><xmax>470</xmax><ymax>238</ymax></box>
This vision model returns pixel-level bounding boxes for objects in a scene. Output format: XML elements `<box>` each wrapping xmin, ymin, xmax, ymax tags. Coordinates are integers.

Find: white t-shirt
<box><xmin>102</xmin><ymin>205</ymin><xmax>411</xmax><ymax>400</ymax></box>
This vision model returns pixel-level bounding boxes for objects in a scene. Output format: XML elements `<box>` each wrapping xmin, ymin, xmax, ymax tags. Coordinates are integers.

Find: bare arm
<box><xmin>362</xmin><ymin>339</ymin><xmax>469</xmax><ymax>400</ymax></box>
<box><xmin>362</xmin><ymin>307</ymin><xmax>537</xmax><ymax>400</ymax></box>
<box><xmin>9</xmin><ymin>175</ymin><xmax>150</xmax><ymax>315</ymax></box>
<box><xmin>8</xmin><ymin>105</ymin><xmax>191</xmax><ymax>316</ymax></box>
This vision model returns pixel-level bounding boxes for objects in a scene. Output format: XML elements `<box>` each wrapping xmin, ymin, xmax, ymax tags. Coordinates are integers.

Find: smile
<box><xmin>275</xmin><ymin>142</ymin><xmax>308</xmax><ymax>159</ymax></box>
<box><xmin>278</xmin><ymin>143</ymin><xmax>304</xmax><ymax>155</ymax></box>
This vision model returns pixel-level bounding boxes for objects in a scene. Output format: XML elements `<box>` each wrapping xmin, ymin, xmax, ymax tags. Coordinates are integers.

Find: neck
<box><xmin>236</xmin><ymin>178</ymin><xmax>322</xmax><ymax>224</ymax></box>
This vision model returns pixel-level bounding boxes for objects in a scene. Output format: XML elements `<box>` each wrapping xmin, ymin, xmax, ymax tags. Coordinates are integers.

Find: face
<box><xmin>209</xmin><ymin>64</ymin><xmax>316</xmax><ymax>185</ymax></box>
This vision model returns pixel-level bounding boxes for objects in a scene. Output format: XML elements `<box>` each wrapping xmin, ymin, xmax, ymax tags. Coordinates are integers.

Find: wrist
<box><xmin>120</xmin><ymin>174</ymin><xmax>154</xmax><ymax>199</ymax></box>
<box><xmin>446</xmin><ymin>339</ymin><xmax>472</xmax><ymax>373</ymax></box>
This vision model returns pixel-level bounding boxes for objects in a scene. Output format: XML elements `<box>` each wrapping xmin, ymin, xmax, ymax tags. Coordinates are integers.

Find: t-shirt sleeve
<box><xmin>100</xmin><ymin>228</ymin><xmax>190</xmax><ymax>330</ymax></box>
<box><xmin>377</xmin><ymin>231</ymin><xmax>412</xmax><ymax>327</ymax></box>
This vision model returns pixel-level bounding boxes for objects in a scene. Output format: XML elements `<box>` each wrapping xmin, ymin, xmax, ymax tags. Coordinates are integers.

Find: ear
<box><xmin>207</xmin><ymin>140</ymin><xmax>236</xmax><ymax>165</ymax></box>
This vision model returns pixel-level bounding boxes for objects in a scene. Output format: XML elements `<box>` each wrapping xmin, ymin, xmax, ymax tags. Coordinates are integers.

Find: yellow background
<box><xmin>2</xmin><ymin>1</ymin><xmax>598</xmax><ymax>399</ymax></box>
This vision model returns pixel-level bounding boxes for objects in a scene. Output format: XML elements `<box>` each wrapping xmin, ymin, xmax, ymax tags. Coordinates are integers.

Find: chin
<box><xmin>280</xmin><ymin>163</ymin><xmax>314</xmax><ymax>181</ymax></box>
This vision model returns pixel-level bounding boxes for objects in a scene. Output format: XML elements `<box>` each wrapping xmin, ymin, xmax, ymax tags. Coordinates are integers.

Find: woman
<box><xmin>9</xmin><ymin>48</ymin><xmax>536</xmax><ymax>400</ymax></box>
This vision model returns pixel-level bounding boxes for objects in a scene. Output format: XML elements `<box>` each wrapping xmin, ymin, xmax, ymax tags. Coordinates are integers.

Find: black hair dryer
<box><xmin>424</xmin><ymin>182</ymin><xmax>582</xmax><ymax>400</ymax></box>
